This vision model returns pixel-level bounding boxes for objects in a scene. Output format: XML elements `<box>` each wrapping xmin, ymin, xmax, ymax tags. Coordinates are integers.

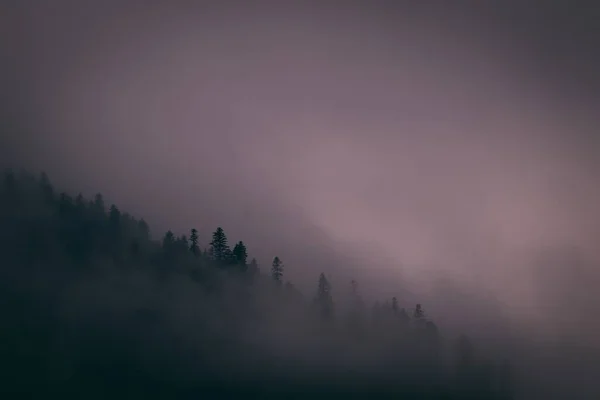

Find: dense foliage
<box><xmin>0</xmin><ymin>169</ymin><xmax>514</xmax><ymax>399</ymax></box>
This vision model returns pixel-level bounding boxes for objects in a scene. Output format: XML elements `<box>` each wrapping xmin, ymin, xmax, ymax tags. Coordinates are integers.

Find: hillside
<box><xmin>0</xmin><ymin>168</ymin><xmax>514</xmax><ymax>399</ymax></box>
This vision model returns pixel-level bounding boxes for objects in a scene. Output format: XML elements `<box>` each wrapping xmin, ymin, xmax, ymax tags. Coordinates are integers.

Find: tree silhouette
<box><xmin>232</xmin><ymin>241</ymin><xmax>248</xmax><ymax>269</ymax></box>
<box><xmin>92</xmin><ymin>193</ymin><xmax>105</xmax><ymax>214</ymax></box>
<box><xmin>271</xmin><ymin>256</ymin><xmax>283</xmax><ymax>283</ymax></box>
<box><xmin>189</xmin><ymin>228</ymin><xmax>200</xmax><ymax>256</ymax></box>
<box><xmin>176</xmin><ymin>235</ymin><xmax>189</xmax><ymax>254</ymax></box>
<box><xmin>0</xmin><ymin>169</ymin><xmax>525</xmax><ymax>399</ymax></box>
<box><xmin>75</xmin><ymin>193</ymin><xmax>86</xmax><ymax>211</ymax></box>
<box><xmin>209</xmin><ymin>227</ymin><xmax>230</xmax><ymax>264</ymax></box>
<box><xmin>162</xmin><ymin>230</ymin><xmax>175</xmax><ymax>254</ymax></box>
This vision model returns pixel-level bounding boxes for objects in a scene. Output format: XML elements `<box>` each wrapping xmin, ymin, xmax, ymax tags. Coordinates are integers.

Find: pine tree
<box><xmin>75</xmin><ymin>193</ymin><xmax>85</xmax><ymax>207</ymax></box>
<box><xmin>209</xmin><ymin>227</ymin><xmax>230</xmax><ymax>264</ymax></box>
<box><xmin>93</xmin><ymin>193</ymin><xmax>105</xmax><ymax>214</ymax></box>
<box><xmin>189</xmin><ymin>228</ymin><xmax>200</xmax><ymax>256</ymax></box>
<box><xmin>163</xmin><ymin>230</ymin><xmax>175</xmax><ymax>252</ymax></box>
<box><xmin>271</xmin><ymin>256</ymin><xmax>283</xmax><ymax>283</ymax></box>
<box><xmin>232</xmin><ymin>241</ymin><xmax>248</xmax><ymax>268</ymax></box>
<box><xmin>176</xmin><ymin>235</ymin><xmax>189</xmax><ymax>253</ymax></box>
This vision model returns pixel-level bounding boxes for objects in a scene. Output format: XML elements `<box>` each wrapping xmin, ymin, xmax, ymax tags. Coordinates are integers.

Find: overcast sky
<box><xmin>2</xmin><ymin>1</ymin><xmax>599</xmax><ymax>342</ymax></box>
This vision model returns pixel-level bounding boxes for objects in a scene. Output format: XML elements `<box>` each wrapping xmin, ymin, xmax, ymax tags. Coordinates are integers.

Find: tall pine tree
<box><xmin>189</xmin><ymin>228</ymin><xmax>200</xmax><ymax>256</ymax></box>
<box><xmin>271</xmin><ymin>256</ymin><xmax>283</xmax><ymax>283</ymax></box>
<box><xmin>232</xmin><ymin>241</ymin><xmax>248</xmax><ymax>269</ymax></box>
<box><xmin>209</xmin><ymin>227</ymin><xmax>230</xmax><ymax>264</ymax></box>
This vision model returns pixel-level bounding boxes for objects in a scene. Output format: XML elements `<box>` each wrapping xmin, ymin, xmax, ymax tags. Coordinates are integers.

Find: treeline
<box><xmin>0</xmin><ymin>169</ymin><xmax>515</xmax><ymax>399</ymax></box>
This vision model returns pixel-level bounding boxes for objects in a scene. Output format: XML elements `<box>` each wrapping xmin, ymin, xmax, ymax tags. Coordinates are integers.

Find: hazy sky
<box><xmin>2</xmin><ymin>1</ymin><xmax>600</xmax><ymax>340</ymax></box>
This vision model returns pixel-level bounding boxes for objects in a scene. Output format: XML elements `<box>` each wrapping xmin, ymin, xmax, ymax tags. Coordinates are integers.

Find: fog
<box><xmin>2</xmin><ymin>1</ymin><xmax>600</xmax><ymax>398</ymax></box>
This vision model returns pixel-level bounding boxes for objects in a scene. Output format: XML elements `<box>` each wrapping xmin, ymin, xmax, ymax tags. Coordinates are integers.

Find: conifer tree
<box><xmin>232</xmin><ymin>241</ymin><xmax>248</xmax><ymax>268</ymax></box>
<box><xmin>176</xmin><ymin>235</ymin><xmax>189</xmax><ymax>253</ymax></box>
<box><xmin>189</xmin><ymin>228</ymin><xmax>200</xmax><ymax>256</ymax></box>
<box><xmin>209</xmin><ymin>227</ymin><xmax>230</xmax><ymax>264</ymax></box>
<box><xmin>271</xmin><ymin>256</ymin><xmax>283</xmax><ymax>283</ymax></box>
<box><xmin>392</xmin><ymin>297</ymin><xmax>399</xmax><ymax>315</ymax></box>
<box><xmin>75</xmin><ymin>193</ymin><xmax>85</xmax><ymax>208</ymax></box>
<box><xmin>163</xmin><ymin>230</ymin><xmax>175</xmax><ymax>252</ymax></box>
<box><xmin>93</xmin><ymin>193</ymin><xmax>105</xmax><ymax>214</ymax></box>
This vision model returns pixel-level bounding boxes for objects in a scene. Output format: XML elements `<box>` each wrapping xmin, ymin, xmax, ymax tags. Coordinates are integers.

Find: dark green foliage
<box><xmin>189</xmin><ymin>228</ymin><xmax>200</xmax><ymax>256</ymax></box>
<box><xmin>271</xmin><ymin>256</ymin><xmax>283</xmax><ymax>283</ymax></box>
<box><xmin>210</xmin><ymin>227</ymin><xmax>230</xmax><ymax>264</ymax></box>
<box><xmin>0</xmin><ymin>169</ymin><xmax>520</xmax><ymax>399</ymax></box>
<box><xmin>232</xmin><ymin>241</ymin><xmax>248</xmax><ymax>269</ymax></box>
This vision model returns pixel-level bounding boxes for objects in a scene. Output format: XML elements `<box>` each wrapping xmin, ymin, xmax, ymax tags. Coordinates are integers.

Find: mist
<box><xmin>1</xmin><ymin>1</ymin><xmax>600</xmax><ymax>398</ymax></box>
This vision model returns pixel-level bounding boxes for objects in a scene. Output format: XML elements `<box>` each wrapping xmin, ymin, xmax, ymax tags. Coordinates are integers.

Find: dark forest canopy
<box><xmin>0</xmin><ymin>168</ymin><xmax>516</xmax><ymax>399</ymax></box>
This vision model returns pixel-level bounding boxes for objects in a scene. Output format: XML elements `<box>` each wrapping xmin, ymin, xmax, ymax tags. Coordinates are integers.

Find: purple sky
<box><xmin>2</xmin><ymin>1</ymin><xmax>600</xmax><ymax>343</ymax></box>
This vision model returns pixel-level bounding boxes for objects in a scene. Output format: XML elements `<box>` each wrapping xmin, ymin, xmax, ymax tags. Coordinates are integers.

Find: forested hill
<box><xmin>0</xmin><ymin>168</ymin><xmax>514</xmax><ymax>399</ymax></box>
